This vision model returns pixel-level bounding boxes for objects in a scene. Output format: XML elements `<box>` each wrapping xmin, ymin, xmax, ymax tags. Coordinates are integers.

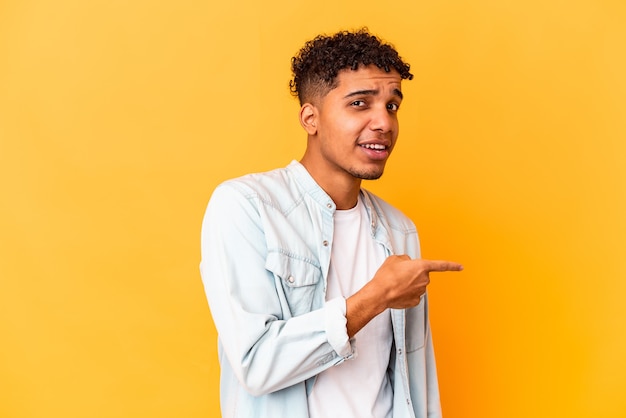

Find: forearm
<box><xmin>204</xmin><ymin>265</ymin><xmax>352</xmax><ymax>395</ymax></box>
<box><xmin>345</xmin><ymin>280</ymin><xmax>388</xmax><ymax>337</ymax></box>
<box><xmin>222</xmin><ymin>312</ymin><xmax>335</xmax><ymax>394</ymax></box>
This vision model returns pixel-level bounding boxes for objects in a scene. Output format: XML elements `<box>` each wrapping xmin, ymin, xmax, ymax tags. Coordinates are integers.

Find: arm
<box><xmin>200</xmin><ymin>184</ymin><xmax>352</xmax><ymax>396</ymax></box>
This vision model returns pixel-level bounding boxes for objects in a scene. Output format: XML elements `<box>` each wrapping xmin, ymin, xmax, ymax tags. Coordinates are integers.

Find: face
<box><xmin>304</xmin><ymin>65</ymin><xmax>403</xmax><ymax>182</ymax></box>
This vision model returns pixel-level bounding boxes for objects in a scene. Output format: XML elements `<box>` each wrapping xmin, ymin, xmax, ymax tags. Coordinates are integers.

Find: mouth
<box><xmin>359</xmin><ymin>143</ymin><xmax>388</xmax><ymax>151</ymax></box>
<box><xmin>358</xmin><ymin>142</ymin><xmax>390</xmax><ymax>161</ymax></box>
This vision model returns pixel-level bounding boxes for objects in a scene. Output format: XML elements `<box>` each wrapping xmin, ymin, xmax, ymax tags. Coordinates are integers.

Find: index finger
<box><xmin>421</xmin><ymin>259</ymin><xmax>464</xmax><ymax>272</ymax></box>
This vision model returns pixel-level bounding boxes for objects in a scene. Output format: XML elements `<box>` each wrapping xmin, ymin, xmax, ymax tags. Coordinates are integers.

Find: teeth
<box><xmin>362</xmin><ymin>144</ymin><xmax>386</xmax><ymax>150</ymax></box>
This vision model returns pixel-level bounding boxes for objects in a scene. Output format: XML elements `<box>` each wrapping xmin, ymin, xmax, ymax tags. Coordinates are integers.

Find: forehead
<box><xmin>333</xmin><ymin>65</ymin><xmax>402</xmax><ymax>91</ymax></box>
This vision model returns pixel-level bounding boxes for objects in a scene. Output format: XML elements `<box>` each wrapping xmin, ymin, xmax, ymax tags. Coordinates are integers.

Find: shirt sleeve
<box><xmin>200</xmin><ymin>183</ymin><xmax>352</xmax><ymax>396</ymax></box>
<box><xmin>324</xmin><ymin>297</ymin><xmax>355</xmax><ymax>359</ymax></box>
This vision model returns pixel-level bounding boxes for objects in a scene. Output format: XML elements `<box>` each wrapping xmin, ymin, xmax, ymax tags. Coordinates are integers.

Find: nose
<box><xmin>369</xmin><ymin>106</ymin><xmax>395</xmax><ymax>133</ymax></box>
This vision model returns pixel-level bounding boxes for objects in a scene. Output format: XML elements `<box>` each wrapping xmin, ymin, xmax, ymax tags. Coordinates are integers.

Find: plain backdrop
<box><xmin>1</xmin><ymin>0</ymin><xmax>625</xmax><ymax>417</ymax></box>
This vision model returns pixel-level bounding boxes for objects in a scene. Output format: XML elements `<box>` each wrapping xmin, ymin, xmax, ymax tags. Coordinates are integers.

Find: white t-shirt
<box><xmin>308</xmin><ymin>196</ymin><xmax>393</xmax><ymax>418</ymax></box>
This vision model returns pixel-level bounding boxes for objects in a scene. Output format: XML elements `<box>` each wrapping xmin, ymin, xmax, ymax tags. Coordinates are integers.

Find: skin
<box><xmin>300</xmin><ymin>65</ymin><xmax>402</xmax><ymax>210</ymax></box>
<box><xmin>299</xmin><ymin>65</ymin><xmax>463</xmax><ymax>337</ymax></box>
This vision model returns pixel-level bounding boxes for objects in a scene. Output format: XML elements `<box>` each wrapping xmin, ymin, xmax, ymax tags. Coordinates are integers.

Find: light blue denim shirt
<box><xmin>200</xmin><ymin>161</ymin><xmax>441</xmax><ymax>418</ymax></box>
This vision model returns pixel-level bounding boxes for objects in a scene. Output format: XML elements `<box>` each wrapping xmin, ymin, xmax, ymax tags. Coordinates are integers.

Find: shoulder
<box><xmin>218</xmin><ymin>166</ymin><xmax>291</xmax><ymax>194</ymax></box>
<box><xmin>210</xmin><ymin>166</ymin><xmax>304</xmax><ymax>214</ymax></box>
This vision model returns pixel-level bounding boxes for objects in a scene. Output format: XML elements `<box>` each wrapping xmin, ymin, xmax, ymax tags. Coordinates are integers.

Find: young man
<box><xmin>200</xmin><ymin>29</ymin><xmax>462</xmax><ymax>418</ymax></box>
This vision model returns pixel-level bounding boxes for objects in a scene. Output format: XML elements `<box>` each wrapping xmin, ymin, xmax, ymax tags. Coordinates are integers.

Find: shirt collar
<box><xmin>286</xmin><ymin>160</ymin><xmax>336</xmax><ymax>211</ymax></box>
<box><xmin>286</xmin><ymin>160</ymin><xmax>383</xmax><ymax>237</ymax></box>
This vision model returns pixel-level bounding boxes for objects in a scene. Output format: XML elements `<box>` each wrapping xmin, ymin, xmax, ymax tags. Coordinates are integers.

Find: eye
<box><xmin>387</xmin><ymin>102</ymin><xmax>400</xmax><ymax>112</ymax></box>
<box><xmin>350</xmin><ymin>100</ymin><xmax>366</xmax><ymax>107</ymax></box>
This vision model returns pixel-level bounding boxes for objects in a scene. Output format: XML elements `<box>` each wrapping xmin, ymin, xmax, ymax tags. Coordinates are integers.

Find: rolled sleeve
<box><xmin>324</xmin><ymin>297</ymin><xmax>355</xmax><ymax>359</ymax></box>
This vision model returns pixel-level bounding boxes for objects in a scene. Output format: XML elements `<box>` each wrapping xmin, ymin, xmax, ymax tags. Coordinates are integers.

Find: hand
<box><xmin>370</xmin><ymin>255</ymin><xmax>463</xmax><ymax>309</ymax></box>
<box><xmin>346</xmin><ymin>255</ymin><xmax>462</xmax><ymax>337</ymax></box>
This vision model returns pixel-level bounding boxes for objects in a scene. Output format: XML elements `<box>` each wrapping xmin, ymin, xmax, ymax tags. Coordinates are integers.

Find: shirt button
<box><xmin>288</xmin><ymin>276</ymin><xmax>295</xmax><ymax>283</ymax></box>
<box><xmin>322</xmin><ymin>240</ymin><xmax>329</xmax><ymax>247</ymax></box>
<box><xmin>326</xmin><ymin>202</ymin><xmax>332</xmax><ymax>209</ymax></box>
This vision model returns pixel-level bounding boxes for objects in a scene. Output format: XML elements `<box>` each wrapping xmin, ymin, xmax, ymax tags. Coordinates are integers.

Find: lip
<box><xmin>358</xmin><ymin>141</ymin><xmax>391</xmax><ymax>161</ymax></box>
<box><xmin>357</xmin><ymin>138</ymin><xmax>391</xmax><ymax>148</ymax></box>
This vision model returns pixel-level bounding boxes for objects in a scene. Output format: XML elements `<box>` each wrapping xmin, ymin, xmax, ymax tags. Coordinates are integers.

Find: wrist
<box><xmin>345</xmin><ymin>283</ymin><xmax>388</xmax><ymax>337</ymax></box>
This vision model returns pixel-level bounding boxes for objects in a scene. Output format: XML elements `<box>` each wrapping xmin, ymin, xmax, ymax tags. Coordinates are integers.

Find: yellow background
<box><xmin>1</xmin><ymin>0</ymin><xmax>625</xmax><ymax>417</ymax></box>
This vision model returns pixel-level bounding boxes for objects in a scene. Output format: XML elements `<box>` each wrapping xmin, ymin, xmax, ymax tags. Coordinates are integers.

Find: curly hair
<box><xmin>289</xmin><ymin>28</ymin><xmax>413</xmax><ymax>105</ymax></box>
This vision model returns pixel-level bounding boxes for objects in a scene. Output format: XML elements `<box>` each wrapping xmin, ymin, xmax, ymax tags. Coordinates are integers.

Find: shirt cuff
<box><xmin>324</xmin><ymin>297</ymin><xmax>355</xmax><ymax>359</ymax></box>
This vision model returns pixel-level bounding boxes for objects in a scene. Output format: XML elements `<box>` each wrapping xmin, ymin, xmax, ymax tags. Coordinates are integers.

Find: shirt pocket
<box><xmin>265</xmin><ymin>251</ymin><xmax>323</xmax><ymax>318</ymax></box>
<box><xmin>405</xmin><ymin>300</ymin><xmax>426</xmax><ymax>352</ymax></box>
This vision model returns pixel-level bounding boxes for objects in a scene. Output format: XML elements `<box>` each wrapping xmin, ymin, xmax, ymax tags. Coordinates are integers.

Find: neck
<box><xmin>299</xmin><ymin>157</ymin><xmax>362</xmax><ymax>210</ymax></box>
<box><xmin>328</xmin><ymin>184</ymin><xmax>361</xmax><ymax>210</ymax></box>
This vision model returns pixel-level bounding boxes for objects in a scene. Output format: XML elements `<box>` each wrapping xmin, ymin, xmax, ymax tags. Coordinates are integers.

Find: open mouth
<box><xmin>360</xmin><ymin>144</ymin><xmax>387</xmax><ymax>151</ymax></box>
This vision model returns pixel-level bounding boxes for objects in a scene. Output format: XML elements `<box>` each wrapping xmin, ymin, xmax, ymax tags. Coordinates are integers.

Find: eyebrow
<box><xmin>343</xmin><ymin>88</ymin><xmax>404</xmax><ymax>100</ymax></box>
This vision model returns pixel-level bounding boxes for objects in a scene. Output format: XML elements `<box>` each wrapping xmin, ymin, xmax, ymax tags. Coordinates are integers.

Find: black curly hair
<box><xmin>289</xmin><ymin>28</ymin><xmax>413</xmax><ymax>105</ymax></box>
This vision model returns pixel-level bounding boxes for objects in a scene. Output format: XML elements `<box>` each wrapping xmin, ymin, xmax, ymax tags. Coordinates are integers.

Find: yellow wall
<box><xmin>1</xmin><ymin>1</ymin><xmax>624</xmax><ymax>417</ymax></box>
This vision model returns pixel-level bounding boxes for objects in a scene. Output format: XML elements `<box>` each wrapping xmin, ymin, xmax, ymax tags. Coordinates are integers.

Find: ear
<box><xmin>299</xmin><ymin>103</ymin><xmax>318</xmax><ymax>135</ymax></box>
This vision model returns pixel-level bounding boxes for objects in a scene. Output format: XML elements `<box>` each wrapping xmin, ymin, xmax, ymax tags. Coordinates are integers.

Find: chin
<box><xmin>351</xmin><ymin>168</ymin><xmax>385</xmax><ymax>180</ymax></box>
<box><xmin>361</xmin><ymin>173</ymin><xmax>384</xmax><ymax>180</ymax></box>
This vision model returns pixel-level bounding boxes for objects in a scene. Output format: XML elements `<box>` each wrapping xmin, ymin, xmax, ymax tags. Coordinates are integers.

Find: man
<box><xmin>200</xmin><ymin>28</ymin><xmax>462</xmax><ymax>418</ymax></box>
